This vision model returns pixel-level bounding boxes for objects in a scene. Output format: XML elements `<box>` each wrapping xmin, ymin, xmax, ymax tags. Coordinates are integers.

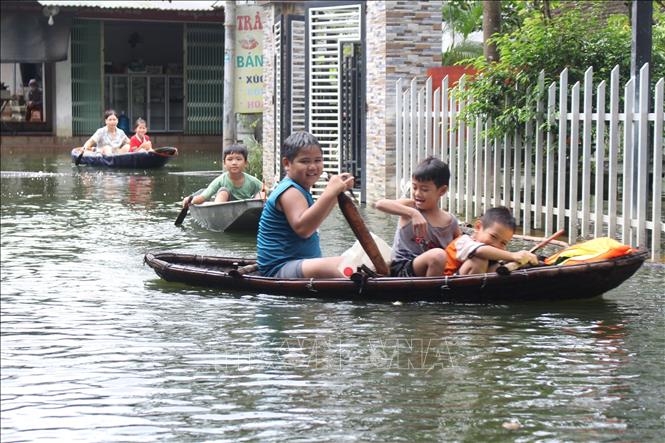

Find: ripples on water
<box><xmin>1</xmin><ymin>152</ymin><xmax>663</xmax><ymax>441</ymax></box>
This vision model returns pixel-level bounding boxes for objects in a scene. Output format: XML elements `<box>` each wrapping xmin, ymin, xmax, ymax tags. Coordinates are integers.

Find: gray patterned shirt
<box><xmin>90</xmin><ymin>127</ymin><xmax>130</xmax><ymax>150</ymax></box>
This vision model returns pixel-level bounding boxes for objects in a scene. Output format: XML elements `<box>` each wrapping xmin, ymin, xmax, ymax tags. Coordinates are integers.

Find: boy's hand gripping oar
<box><xmin>496</xmin><ymin>229</ymin><xmax>565</xmax><ymax>275</ymax></box>
<box><xmin>175</xmin><ymin>195</ymin><xmax>193</xmax><ymax>226</ymax></box>
<box><xmin>337</xmin><ymin>191</ymin><xmax>390</xmax><ymax>276</ymax></box>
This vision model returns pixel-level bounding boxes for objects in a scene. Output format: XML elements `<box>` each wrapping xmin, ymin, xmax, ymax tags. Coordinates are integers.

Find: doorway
<box><xmin>0</xmin><ymin>62</ymin><xmax>52</xmax><ymax>133</ymax></box>
<box><xmin>339</xmin><ymin>40</ymin><xmax>364</xmax><ymax>199</ymax></box>
<box><xmin>103</xmin><ymin>21</ymin><xmax>184</xmax><ymax>133</ymax></box>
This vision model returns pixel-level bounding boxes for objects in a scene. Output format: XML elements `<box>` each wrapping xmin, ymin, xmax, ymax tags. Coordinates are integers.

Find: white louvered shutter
<box><xmin>307</xmin><ymin>4</ymin><xmax>361</xmax><ymax>196</ymax></box>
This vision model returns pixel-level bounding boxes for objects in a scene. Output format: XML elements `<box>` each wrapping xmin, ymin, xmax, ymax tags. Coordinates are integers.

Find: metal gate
<box><xmin>71</xmin><ymin>19</ymin><xmax>103</xmax><ymax>135</ymax></box>
<box><xmin>306</xmin><ymin>2</ymin><xmax>363</xmax><ymax>196</ymax></box>
<box><xmin>273</xmin><ymin>15</ymin><xmax>305</xmax><ymax>179</ymax></box>
<box><xmin>184</xmin><ymin>23</ymin><xmax>224</xmax><ymax>135</ymax></box>
<box><xmin>339</xmin><ymin>40</ymin><xmax>364</xmax><ymax>197</ymax></box>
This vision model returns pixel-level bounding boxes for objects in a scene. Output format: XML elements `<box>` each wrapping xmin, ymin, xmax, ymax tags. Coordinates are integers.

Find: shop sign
<box><xmin>234</xmin><ymin>5</ymin><xmax>263</xmax><ymax>113</ymax></box>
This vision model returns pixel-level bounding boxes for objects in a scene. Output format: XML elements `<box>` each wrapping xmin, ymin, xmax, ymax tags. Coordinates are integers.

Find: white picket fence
<box><xmin>395</xmin><ymin>63</ymin><xmax>664</xmax><ymax>260</ymax></box>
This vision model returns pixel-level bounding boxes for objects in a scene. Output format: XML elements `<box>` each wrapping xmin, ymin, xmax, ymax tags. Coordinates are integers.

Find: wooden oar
<box><xmin>496</xmin><ymin>229</ymin><xmax>565</xmax><ymax>275</ymax></box>
<box><xmin>175</xmin><ymin>195</ymin><xmax>193</xmax><ymax>226</ymax></box>
<box><xmin>74</xmin><ymin>147</ymin><xmax>85</xmax><ymax>165</ymax></box>
<box><xmin>338</xmin><ymin>191</ymin><xmax>390</xmax><ymax>276</ymax></box>
<box><xmin>512</xmin><ymin>233</ymin><xmax>568</xmax><ymax>248</ymax></box>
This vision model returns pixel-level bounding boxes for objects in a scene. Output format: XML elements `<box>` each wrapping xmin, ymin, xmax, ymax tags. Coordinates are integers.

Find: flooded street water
<box><xmin>1</xmin><ymin>148</ymin><xmax>664</xmax><ymax>441</ymax></box>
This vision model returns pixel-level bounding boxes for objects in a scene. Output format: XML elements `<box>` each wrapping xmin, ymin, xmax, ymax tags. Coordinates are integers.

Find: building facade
<box><xmin>262</xmin><ymin>0</ymin><xmax>442</xmax><ymax>202</ymax></box>
<box><xmin>1</xmin><ymin>0</ymin><xmax>226</xmax><ymax>145</ymax></box>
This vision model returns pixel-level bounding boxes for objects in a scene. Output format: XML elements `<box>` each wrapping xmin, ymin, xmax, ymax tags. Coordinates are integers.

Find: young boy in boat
<box><xmin>181</xmin><ymin>143</ymin><xmax>263</xmax><ymax>207</ymax></box>
<box><xmin>128</xmin><ymin>118</ymin><xmax>153</xmax><ymax>153</ymax></box>
<box><xmin>257</xmin><ymin>131</ymin><xmax>355</xmax><ymax>278</ymax></box>
<box><xmin>443</xmin><ymin>206</ymin><xmax>538</xmax><ymax>275</ymax></box>
<box><xmin>375</xmin><ymin>156</ymin><xmax>461</xmax><ymax>277</ymax></box>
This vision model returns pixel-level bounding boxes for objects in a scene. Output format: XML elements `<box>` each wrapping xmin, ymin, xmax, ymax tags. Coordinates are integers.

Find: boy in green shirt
<box><xmin>181</xmin><ymin>144</ymin><xmax>263</xmax><ymax>207</ymax></box>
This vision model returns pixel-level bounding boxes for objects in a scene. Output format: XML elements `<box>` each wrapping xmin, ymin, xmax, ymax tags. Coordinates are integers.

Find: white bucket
<box><xmin>338</xmin><ymin>233</ymin><xmax>392</xmax><ymax>278</ymax></box>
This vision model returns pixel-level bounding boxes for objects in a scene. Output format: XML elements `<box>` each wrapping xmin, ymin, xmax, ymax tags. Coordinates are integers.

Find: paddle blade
<box><xmin>175</xmin><ymin>196</ymin><xmax>193</xmax><ymax>226</ymax></box>
<box><xmin>174</xmin><ymin>206</ymin><xmax>188</xmax><ymax>226</ymax></box>
<box><xmin>74</xmin><ymin>149</ymin><xmax>85</xmax><ymax>166</ymax></box>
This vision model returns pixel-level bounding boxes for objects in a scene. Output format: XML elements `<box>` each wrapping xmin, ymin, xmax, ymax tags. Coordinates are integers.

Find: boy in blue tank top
<box><xmin>257</xmin><ymin>131</ymin><xmax>354</xmax><ymax>278</ymax></box>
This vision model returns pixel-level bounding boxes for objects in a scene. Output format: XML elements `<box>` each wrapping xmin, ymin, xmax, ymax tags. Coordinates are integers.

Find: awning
<box><xmin>1</xmin><ymin>10</ymin><xmax>72</xmax><ymax>63</ymax></box>
<box><xmin>38</xmin><ymin>1</ymin><xmax>221</xmax><ymax>11</ymax></box>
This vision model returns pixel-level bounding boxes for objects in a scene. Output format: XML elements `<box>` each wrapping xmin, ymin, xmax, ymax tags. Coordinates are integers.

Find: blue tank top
<box><xmin>257</xmin><ymin>177</ymin><xmax>321</xmax><ymax>276</ymax></box>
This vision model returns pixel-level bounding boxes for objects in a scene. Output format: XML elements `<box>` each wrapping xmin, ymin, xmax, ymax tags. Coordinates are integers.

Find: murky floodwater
<box><xmin>1</xmin><ymin>148</ymin><xmax>664</xmax><ymax>442</ymax></box>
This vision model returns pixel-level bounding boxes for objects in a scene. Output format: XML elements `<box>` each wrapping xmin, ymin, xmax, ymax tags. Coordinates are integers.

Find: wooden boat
<box><xmin>189</xmin><ymin>198</ymin><xmax>264</xmax><ymax>232</ymax></box>
<box><xmin>144</xmin><ymin>249</ymin><xmax>648</xmax><ymax>303</ymax></box>
<box><xmin>71</xmin><ymin>146</ymin><xmax>177</xmax><ymax>168</ymax></box>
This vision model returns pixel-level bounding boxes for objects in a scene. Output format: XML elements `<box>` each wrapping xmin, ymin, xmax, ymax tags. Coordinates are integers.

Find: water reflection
<box><xmin>1</xmin><ymin>149</ymin><xmax>663</xmax><ymax>441</ymax></box>
<box><xmin>127</xmin><ymin>175</ymin><xmax>154</xmax><ymax>206</ymax></box>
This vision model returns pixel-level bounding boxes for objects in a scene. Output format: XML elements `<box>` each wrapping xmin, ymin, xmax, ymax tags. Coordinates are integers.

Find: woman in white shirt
<box><xmin>80</xmin><ymin>109</ymin><xmax>131</xmax><ymax>155</ymax></box>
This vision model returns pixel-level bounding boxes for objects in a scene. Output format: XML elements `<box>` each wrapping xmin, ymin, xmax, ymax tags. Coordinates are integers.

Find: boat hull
<box><xmin>144</xmin><ymin>250</ymin><xmax>648</xmax><ymax>303</ymax></box>
<box><xmin>189</xmin><ymin>199</ymin><xmax>264</xmax><ymax>232</ymax></box>
<box><xmin>71</xmin><ymin>147</ymin><xmax>176</xmax><ymax>168</ymax></box>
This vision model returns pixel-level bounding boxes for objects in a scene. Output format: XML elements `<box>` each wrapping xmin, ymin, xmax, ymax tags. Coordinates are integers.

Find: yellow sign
<box><xmin>234</xmin><ymin>5</ymin><xmax>264</xmax><ymax>113</ymax></box>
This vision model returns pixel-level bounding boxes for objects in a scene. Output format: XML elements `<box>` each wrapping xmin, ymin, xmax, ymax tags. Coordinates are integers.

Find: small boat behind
<box><xmin>189</xmin><ymin>198</ymin><xmax>264</xmax><ymax>232</ymax></box>
<box><xmin>71</xmin><ymin>146</ymin><xmax>177</xmax><ymax>168</ymax></box>
<box><xmin>144</xmin><ymin>249</ymin><xmax>648</xmax><ymax>303</ymax></box>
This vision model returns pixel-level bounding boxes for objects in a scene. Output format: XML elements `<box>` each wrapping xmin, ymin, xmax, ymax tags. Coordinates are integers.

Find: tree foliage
<box><xmin>456</xmin><ymin>4</ymin><xmax>665</xmax><ymax>138</ymax></box>
<box><xmin>442</xmin><ymin>0</ymin><xmax>483</xmax><ymax>46</ymax></box>
<box><xmin>442</xmin><ymin>41</ymin><xmax>483</xmax><ymax>66</ymax></box>
<box><xmin>442</xmin><ymin>0</ymin><xmax>552</xmax><ymax>65</ymax></box>
<box><xmin>442</xmin><ymin>0</ymin><xmax>542</xmax><ymax>43</ymax></box>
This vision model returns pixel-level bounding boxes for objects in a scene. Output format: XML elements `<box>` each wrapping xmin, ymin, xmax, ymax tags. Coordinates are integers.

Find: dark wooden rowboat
<box><xmin>144</xmin><ymin>249</ymin><xmax>648</xmax><ymax>303</ymax></box>
<box><xmin>189</xmin><ymin>198</ymin><xmax>264</xmax><ymax>232</ymax></box>
<box><xmin>71</xmin><ymin>146</ymin><xmax>177</xmax><ymax>168</ymax></box>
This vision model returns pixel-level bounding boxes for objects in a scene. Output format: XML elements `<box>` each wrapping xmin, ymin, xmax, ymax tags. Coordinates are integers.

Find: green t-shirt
<box><xmin>201</xmin><ymin>172</ymin><xmax>262</xmax><ymax>201</ymax></box>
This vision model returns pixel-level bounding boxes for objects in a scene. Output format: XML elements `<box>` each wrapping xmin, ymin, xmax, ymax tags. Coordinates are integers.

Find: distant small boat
<box><xmin>144</xmin><ymin>249</ymin><xmax>648</xmax><ymax>303</ymax></box>
<box><xmin>71</xmin><ymin>146</ymin><xmax>177</xmax><ymax>168</ymax></box>
<box><xmin>189</xmin><ymin>198</ymin><xmax>264</xmax><ymax>232</ymax></box>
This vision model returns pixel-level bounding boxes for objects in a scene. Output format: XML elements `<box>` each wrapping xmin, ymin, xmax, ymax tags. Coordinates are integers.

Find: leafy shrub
<box><xmin>243</xmin><ymin>135</ymin><xmax>263</xmax><ymax>181</ymax></box>
<box><xmin>457</xmin><ymin>6</ymin><xmax>665</xmax><ymax>138</ymax></box>
<box><xmin>442</xmin><ymin>41</ymin><xmax>483</xmax><ymax>65</ymax></box>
